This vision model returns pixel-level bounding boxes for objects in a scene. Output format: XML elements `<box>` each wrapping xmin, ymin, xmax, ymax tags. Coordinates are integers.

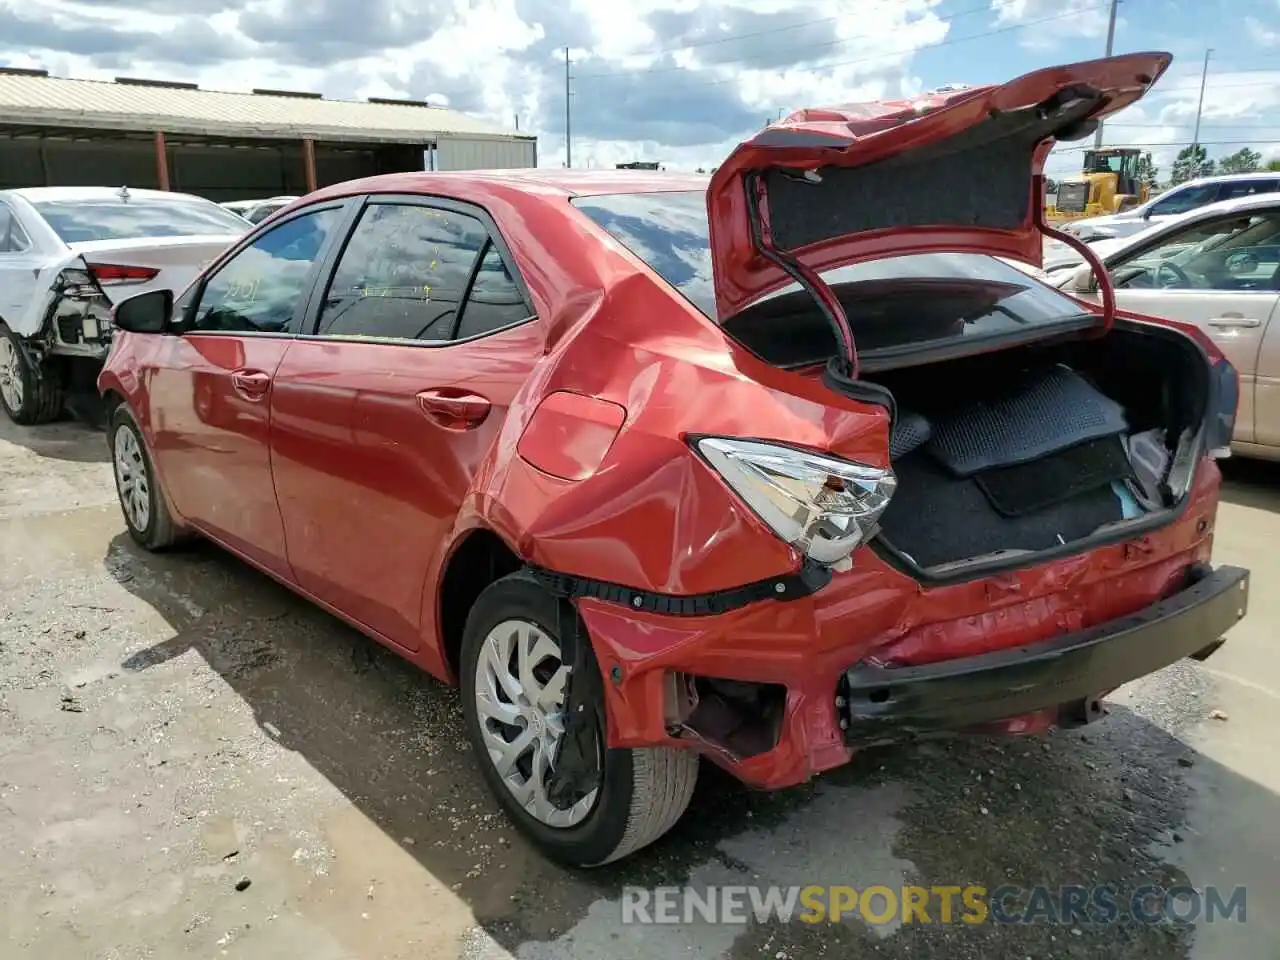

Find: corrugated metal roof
<box><xmin>0</xmin><ymin>72</ymin><xmax>530</xmax><ymax>145</ymax></box>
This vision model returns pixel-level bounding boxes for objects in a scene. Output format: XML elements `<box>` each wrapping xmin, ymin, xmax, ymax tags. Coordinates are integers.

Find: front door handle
<box><xmin>1207</xmin><ymin>313</ymin><xmax>1262</xmax><ymax>328</ymax></box>
<box><xmin>230</xmin><ymin>370</ymin><xmax>272</xmax><ymax>400</ymax></box>
<box><xmin>416</xmin><ymin>389</ymin><xmax>491</xmax><ymax>430</ymax></box>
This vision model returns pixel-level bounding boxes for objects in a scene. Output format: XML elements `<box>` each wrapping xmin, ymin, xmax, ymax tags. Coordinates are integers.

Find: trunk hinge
<box><xmin>744</xmin><ymin>171</ymin><xmax>860</xmax><ymax>378</ymax></box>
<box><xmin>1033</xmin><ymin>173</ymin><xmax>1116</xmax><ymax>334</ymax></box>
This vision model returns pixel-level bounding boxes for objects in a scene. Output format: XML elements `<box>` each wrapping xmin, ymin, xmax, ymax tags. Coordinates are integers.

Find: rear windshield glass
<box><xmin>32</xmin><ymin>198</ymin><xmax>250</xmax><ymax>243</ymax></box>
<box><xmin>571</xmin><ymin>190</ymin><xmax>1091</xmax><ymax>360</ymax></box>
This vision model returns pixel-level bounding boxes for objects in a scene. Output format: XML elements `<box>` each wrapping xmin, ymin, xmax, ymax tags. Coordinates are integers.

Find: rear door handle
<box><xmin>1207</xmin><ymin>314</ymin><xmax>1262</xmax><ymax>328</ymax></box>
<box><xmin>416</xmin><ymin>389</ymin><xmax>491</xmax><ymax>430</ymax></box>
<box><xmin>231</xmin><ymin>370</ymin><xmax>272</xmax><ymax>400</ymax></box>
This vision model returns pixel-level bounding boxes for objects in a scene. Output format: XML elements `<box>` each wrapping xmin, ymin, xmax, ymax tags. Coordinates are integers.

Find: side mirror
<box><xmin>1071</xmin><ymin>263</ymin><xmax>1099</xmax><ymax>294</ymax></box>
<box><xmin>111</xmin><ymin>289</ymin><xmax>174</xmax><ymax>334</ymax></box>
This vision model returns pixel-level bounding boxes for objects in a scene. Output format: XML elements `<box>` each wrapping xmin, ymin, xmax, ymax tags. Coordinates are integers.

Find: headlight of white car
<box><xmin>696</xmin><ymin>437</ymin><xmax>896</xmax><ymax>566</ymax></box>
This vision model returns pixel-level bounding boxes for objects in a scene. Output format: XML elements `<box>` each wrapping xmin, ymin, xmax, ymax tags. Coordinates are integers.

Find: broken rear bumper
<box><xmin>839</xmin><ymin>564</ymin><xmax>1248</xmax><ymax>744</ymax></box>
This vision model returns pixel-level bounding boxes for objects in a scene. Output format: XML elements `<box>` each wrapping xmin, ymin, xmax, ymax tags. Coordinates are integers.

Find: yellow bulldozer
<box><xmin>1045</xmin><ymin>147</ymin><xmax>1149</xmax><ymax>224</ymax></box>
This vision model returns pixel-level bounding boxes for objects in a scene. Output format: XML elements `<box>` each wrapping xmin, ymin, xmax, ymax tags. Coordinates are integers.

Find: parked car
<box><xmin>1053</xmin><ymin>191</ymin><xmax>1280</xmax><ymax>460</ymax></box>
<box><xmin>0</xmin><ymin>186</ymin><xmax>248</xmax><ymax>424</ymax></box>
<box><xmin>1056</xmin><ymin>172</ymin><xmax>1280</xmax><ymax>242</ymax></box>
<box><xmin>220</xmin><ymin>196</ymin><xmax>301</xmax><ymax>225</ymax></box>
<box><xmin>218</xmin><ymin>200</ymin><xmax>256</xmax><ymax>220</ymax></box>
<box><xmin>98</xmin><ymin>52</ymin><xmax>1248</xmax><ymax>868</ymax></box>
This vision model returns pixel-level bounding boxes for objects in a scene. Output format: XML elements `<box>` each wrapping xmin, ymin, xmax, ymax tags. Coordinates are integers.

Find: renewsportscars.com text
<box><xmin>620</xmin><ymin>884</ymin><xmax>1247</xmax><ymax>926</ymax></box>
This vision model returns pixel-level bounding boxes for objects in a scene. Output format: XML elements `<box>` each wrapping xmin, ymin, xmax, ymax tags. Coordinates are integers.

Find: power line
<box><xmin>1052</xmin><ymin>138</ymin><xmax>1280</xmax><ymax>152</ymax></box>
<box><xmin>573</xmin><ymin>1</ymin><xmax>996</xmax><ymax>81</ymax></box>
<box><xmin>1108</xmin><ymin>121</ymin><xmax>1280</xmax><ymax>129</ymax></box>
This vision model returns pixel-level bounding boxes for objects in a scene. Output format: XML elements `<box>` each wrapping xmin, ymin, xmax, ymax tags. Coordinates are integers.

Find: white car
<box><xmin>0</xmin><ymin>186</ymin><xmax>248</xmax><ymax>424</ymax></box>
<box><xmin>1055</xmin><ymin>172</ymin><xmax>1280</xmax><ymax>242</ymax></box>
<box><xmin>1053</xmin><ymin>191</ymin><xmax>1280</xmax><ymax>460</ymax></box>
<box><xmin>222</xmin><ymin>196</ymin><xmax>301</xmax><ymax>225</ymax></box>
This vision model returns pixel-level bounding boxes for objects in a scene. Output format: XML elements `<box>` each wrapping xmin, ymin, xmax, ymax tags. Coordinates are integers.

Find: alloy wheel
<box><xmin>114</xmin><ymin>426</ymin><xmax>151</xmax><ymax>533</ymax></box>
<box><xmin>473</xmin><ymin>619</ymin><xmax>600</xmax><ymax>828</ymax></box>
<box><xmin>0</xmin><ymin>337</ymin><xmax>23</xmax><ymax>412</ymax></box>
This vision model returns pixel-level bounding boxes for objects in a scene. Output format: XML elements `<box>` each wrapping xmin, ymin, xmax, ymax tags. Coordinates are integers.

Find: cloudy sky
<box><xmin>2</xmin><ymin>0</ymin><xmax>1280</xmax><ymax>178</ymax></box>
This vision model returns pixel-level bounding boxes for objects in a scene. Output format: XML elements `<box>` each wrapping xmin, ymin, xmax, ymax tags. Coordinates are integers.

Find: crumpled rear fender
<box><xmin>450</xmin><ymin>271</ymin><xmax>891</xmax><ymax>598</ymax></box>
<box><xmin>10</xmin><ymin>250</ymin><xmax>87</xmax><ymax>339</ymax></box>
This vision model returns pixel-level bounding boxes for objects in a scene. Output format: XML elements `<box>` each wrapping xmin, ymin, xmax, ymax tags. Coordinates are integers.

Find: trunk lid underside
<box><xmin>705</xmin><ymin>52</ymin><xmax>1172</xmax><ymax>336</ymax></box>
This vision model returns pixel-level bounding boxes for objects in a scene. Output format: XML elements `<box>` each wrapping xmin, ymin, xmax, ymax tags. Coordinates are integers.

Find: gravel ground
<box><xmin>1</xmin><ymin>416</ymin><xmax>1277</xmax><ymax>960</ymax></box>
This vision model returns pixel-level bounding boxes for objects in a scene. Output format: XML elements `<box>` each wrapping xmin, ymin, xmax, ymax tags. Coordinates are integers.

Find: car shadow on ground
<box><xmin>106</xmin><ymin>532</ymin><xmax>1275</xmax><ymax>959</ymax></box>
<box><xmin>0</xmin><ymin>414</ymin><xmax>109</xmax><ymax>463</ymax></box>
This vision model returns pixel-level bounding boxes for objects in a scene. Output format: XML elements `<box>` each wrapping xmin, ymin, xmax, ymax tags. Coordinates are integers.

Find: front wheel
<box><xmin>460</xmin><ymin>571</ymin><xmax>699</xmax><ymax>867</ymax></box>
<box><xmin>109</xmin><ymin>405</ymin><xmax>180</xmax><ymax>550</ymax></box>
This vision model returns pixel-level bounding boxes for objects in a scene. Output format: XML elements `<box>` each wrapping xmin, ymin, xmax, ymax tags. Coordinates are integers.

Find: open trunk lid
<box><xmin>705</xmin><ymin>52</ymin><xmax>1172</xmax><ymax>356</ymax></box>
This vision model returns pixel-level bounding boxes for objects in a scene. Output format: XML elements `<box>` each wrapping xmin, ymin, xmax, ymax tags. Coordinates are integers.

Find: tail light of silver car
<box><xmin>695</xmin><ymin>437</ymin><xmax>896</xmax><ymax>568</ymax></box>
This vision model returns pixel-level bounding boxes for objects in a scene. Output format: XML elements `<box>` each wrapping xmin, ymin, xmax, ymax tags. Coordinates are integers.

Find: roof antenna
<box><xmin>117</xmin><ymin>185</ymin><xmax>131</xmax><ymax>201</ymax></box>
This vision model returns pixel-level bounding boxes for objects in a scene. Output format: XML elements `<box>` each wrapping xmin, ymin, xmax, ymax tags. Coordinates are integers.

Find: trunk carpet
<box><xmin>927</xmin><ymin>364</ymin><xmax>1128</xmax><ymax>476</ymax></box>
<box><xmin>973</xmin><ymin>435</ymin><xmax>1134</xmax><ymax>518</ymax></box>
<box><xmin>878</xmin><ymin>448</ymin><xmax>1124</xmax><ymax>569</ymax></box>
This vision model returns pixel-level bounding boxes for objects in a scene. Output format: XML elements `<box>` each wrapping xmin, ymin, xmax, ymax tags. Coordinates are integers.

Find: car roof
<box><xmin>1175</xmin><ymin>171</ymin><xmax>1280</xmax><ymax>189</ymax></box>
<box><xmin>1138</xmin><ymin>190</ymin><xmax>1280</xmax><ymax>228</ymax></box>
<box><xmin>310</xmin><ymin>169</ymin><xmax>709</xmax><ymax>201</ymax></box>
<box><xmin>3</xmin><ymin>186</ymin><xmax>213</xmax><ymax>203</ymax></box>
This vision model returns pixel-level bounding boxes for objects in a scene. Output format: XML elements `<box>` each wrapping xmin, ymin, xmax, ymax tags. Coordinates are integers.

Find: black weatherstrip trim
<box><xmin>528</xmin><ymin>562</ymin><xmax>833</xmax><ymax>617</ymax></box>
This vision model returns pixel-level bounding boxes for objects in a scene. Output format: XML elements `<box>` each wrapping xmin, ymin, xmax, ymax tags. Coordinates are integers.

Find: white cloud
<box><xmin>1246</xmin><ymin>15</ymin><xmax>1280</xmax><ymax>47</ymax></box>
<box><xmin>989</xmin><ymin>0</ymin><xmax>1113</xmax><ymax>49</ymax></box>
<box><xmin>0</xmin><ymin>0</ymin><xmax>964</xmax><ymax>170</ymax></box>
<box><xmin>3</xmin><ymin>0</ymin><xmax>1275</xmax><ymax>180</ymax></box>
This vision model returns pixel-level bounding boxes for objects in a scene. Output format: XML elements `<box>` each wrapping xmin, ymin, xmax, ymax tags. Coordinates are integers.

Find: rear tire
<box><xmin>460</xmin><ymin>571</ymin><xmax>698</xmax><ymax>867</ymax></box>
<box><xmin>0</xmin><ymin>322</ymin><xmax>63</xmax><ymax>425</ymax></box>
<box><xmin>109</xmin><ymin>404</ymin><xmax>179</xmax><ymax>551</ymax></box>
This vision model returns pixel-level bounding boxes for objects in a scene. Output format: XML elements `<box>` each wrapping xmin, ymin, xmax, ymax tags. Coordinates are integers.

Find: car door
<box><xmin>1106</xmin><ymin>208</ymin><xmax>1280</xmax><ymax>445</ymax></box>
<box><xmin>144</xmin><ymin>201</ymin><xmax>350</xmax><ymax>577</ymax></box>
<box><xmin>268</xmin><ymin>195</ymin><xmax>540</xmax><ymax>651</ymax></box>
<box><xmin>0</xmin><ymin>201</ymin><xmax>43</xmax><ymax>327</ymax></box>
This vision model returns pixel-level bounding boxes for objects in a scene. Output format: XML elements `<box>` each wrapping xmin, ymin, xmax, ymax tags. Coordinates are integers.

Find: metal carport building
<box><xmin>0</xmin><ymin>67</ymin><xmax>537</xmax><ymax>199</ymax></box>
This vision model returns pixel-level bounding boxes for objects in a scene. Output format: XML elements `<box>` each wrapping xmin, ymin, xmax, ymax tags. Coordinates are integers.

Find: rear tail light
<box><xmin>86</xmin><ymin>263</ymin><xmax>161</xmax><ymax>286</ymax></box>
<box><xmin>695</xmin><ymin>437</ymin><xmax>896</xmax><ymax>569</ymax></box>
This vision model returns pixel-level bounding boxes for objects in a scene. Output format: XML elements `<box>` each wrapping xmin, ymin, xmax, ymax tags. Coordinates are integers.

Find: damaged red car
<box><xmin>99</xmin><ymin>51</ymin><xmax>1249</xmax><ymax>868</ymax></box>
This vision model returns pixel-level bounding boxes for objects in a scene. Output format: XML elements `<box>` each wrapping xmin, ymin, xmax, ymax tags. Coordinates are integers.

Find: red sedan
<box><xmin>99</xmin><ymin>51</ymin><xmax>1248</xmax><ymax>867</ymax></box>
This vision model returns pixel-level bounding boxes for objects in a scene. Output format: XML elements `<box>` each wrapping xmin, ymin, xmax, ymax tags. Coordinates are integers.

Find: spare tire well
<box><xmin>438</xmin><ymin>529</ymin><xmax>523</xmax><ymax>681</ymax></box>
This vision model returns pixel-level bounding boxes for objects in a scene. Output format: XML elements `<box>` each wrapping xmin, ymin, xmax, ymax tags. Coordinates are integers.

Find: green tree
<box><xmin>1170</xmin><ymin>144</ymin><xmax>1216</xmax><ymax>184</ymax></box>
<box><xmin>1134</xmin><ymin>152</ymin><xmax>1160</xmax><ymax>189</ymax></box>
<box><xmin>1218</xmin><ymin>147</ymin><xmax>1262</xmax><ymax>174</ymax></box>
<box><xmin>1268</xmin><ymin>159</ymin><xmax>1280</xmax><ymax>172</ymax></box>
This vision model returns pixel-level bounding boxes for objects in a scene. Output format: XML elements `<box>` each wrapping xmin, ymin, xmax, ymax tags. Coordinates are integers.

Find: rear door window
<box><xmin>453</xmin><ymin>242</ymin><xmax>531</xmax><ymax>339</ymax></box>
<box><xmin>190</xmin><ymin>207</ymin><xmax>342</xmax><ymax>334</ymax></box>
<box><xmin>315</xmin><ymin>202</ymin><xmax>501</xmax><ymax>342</ymax></box>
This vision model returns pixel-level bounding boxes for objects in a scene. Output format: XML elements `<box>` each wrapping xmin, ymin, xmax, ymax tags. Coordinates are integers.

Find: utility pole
<box><xmin>1191</xmin><ymin>48</ymin><xmax>1213</xmax><ymax>176</ymax></box>
<box><xmin>514</xmin><ymin>113</ymin><xmax>519</xmax><ymax>131</ymax></box>
<box><xmin>1092</xmin><ymin>0</ymin><xmax>1119</xmax><ymax>149</ymax></box>
<box><xmin>564</xmin><ymin>47</ymin><xmax>572</xmax><ymax>168</ymax></box>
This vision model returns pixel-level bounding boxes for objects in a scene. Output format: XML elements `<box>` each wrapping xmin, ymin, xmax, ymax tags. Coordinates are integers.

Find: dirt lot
<box><xmin>2</xmin><ymin>416</ymin><xmax>1278</xmax><ymax>960</ymax></box>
